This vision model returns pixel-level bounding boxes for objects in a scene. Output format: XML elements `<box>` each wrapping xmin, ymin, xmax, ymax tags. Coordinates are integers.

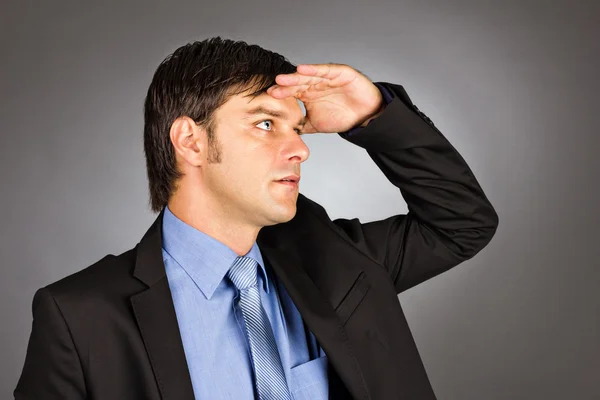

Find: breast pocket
<box><xmin>334</xmin><ymin>271</ymin><xmax>371</xmax><ymax>326</ymax></box>
<box><xmin>289</xmin><ymin>355</ymin><xmax>329</xmax><ymax>400</ymax></box>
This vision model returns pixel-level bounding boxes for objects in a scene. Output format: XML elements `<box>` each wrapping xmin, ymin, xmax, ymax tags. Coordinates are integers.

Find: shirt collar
<box><xmin>161</xmin><ymin>206</ymin><xmax>270</xmax><ymax>299</ymax></box>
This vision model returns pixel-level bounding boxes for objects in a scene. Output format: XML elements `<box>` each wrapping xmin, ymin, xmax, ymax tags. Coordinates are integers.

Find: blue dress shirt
<box><xmin>162</xmin><ymin>207</ymin><xmax>328</xmax><ymax>400</ymax></box>
<box><xmin>162</xmin><ymin>83</ymin><xmax>393</xmax><ymax>400</ymax></box>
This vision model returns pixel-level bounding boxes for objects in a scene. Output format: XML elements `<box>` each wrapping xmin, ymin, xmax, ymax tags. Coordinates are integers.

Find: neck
<box><xmin>167</xmin><ymin>192</ymin><xmax>260</xmax><ymax>257</ymax></box>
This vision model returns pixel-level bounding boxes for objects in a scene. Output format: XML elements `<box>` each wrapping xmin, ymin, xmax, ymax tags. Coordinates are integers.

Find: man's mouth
<box><xmin>275</xmin><ymin>175</ymin><xmax>300</xmax><ymax>188</ymax></box>
<box><xmin>276</xmin><ymin>175</ymin><xmax>300</xmax><ymax>184</ymax></box>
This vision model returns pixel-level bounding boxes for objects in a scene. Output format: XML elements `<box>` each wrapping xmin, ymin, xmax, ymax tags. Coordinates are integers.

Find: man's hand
<box><xmin>266</xmin><ymin>63</ymin><xmax>384</xmax><ymax>134</ymax></box>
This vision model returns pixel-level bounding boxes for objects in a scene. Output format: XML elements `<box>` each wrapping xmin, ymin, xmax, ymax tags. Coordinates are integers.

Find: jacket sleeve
<box><xmin>14</xmin><ymin>287</ymin><xmax>86</xmax><ymax>399</ymax></box>
<box><xmin>330</xmin><ymin>82</ymin><xmax>499</xmax><ymax>294</ymax></box>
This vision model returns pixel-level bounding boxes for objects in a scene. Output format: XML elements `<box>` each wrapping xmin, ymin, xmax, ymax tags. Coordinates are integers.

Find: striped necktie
<box><xmin>227</xmin><ymin>256</ymin><xmax>292</xmax><ymax>400</ymax></box>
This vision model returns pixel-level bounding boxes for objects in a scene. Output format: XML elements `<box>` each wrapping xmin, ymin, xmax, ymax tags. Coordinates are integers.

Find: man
<box><xmin>14</xmin><ymin>37</ymin><xmax>498</xmax><ymax>399</ymax></box>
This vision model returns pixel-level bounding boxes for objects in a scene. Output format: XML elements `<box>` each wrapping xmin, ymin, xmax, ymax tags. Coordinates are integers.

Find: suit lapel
<box><xmin>130</xmin><ymin>210</ymin><xmax>195</xmax><ymax>400</ymax></box>
<box><xmin>258</xmin><ymin>206</ymin><xmax>371</xmax><ymax>400</ymax></box>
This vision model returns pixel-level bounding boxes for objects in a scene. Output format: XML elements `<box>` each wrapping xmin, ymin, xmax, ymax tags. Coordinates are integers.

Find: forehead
<box><xmin>220</xmin><ymin>88</ymin><xmax>305</xmax><ymax>118</ymax></box>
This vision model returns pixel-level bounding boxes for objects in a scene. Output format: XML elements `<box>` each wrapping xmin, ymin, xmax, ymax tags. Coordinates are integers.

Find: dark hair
<box><xmin>143</xmin><ymin>36</ymin><xmax>297</xmax><ymax>212</ymax></box>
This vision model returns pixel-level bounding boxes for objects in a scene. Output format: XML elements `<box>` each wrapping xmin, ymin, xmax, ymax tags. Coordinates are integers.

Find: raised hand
<box><xmin>266</xmin><ymin>63</ymin><xmax>384</xmax><ymax>134</ymax></box>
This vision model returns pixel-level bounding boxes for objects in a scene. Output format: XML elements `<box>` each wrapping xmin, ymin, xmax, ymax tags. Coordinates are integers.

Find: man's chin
<box><xmin>263</xmin><ymin>206</ymin><xmax>297</xmax><ymax>226</ymax></box>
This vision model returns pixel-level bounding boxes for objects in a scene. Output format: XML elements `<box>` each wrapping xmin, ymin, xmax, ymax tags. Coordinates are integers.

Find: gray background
<box><xmin>1</xmin><ymin>0</ymin><xmax>598</xmax><ymax>399</ymax></box>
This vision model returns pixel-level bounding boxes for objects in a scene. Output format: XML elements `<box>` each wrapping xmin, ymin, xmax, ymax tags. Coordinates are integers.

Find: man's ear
<box><xmin>169</xmin><ymin>116</ymin><xmax>206</xmax><ymax>168</ymax></box>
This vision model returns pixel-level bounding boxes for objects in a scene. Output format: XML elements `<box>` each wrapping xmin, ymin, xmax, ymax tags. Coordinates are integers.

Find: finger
<box><xmin>296</xmin><ymin>63</ymin><xmax>346</xmax><ymax>79</ymax></box>
<box><xmin>267</xmin><ymin>84</ymin><xmax>310</xmax><ymax>99</ymax></box>
<box><xmin>275</xmin><ymin>73</ymin><xmax>324</xmax><ymax>87</ymax></box>
<box><xmin>311</xmin><ymin>79</ymin><xmax>336</xmax><ymax>91</ymax></box>
<box><xmin>300</xmin><ymin>119</ymin><xmax>318</xmax><ymax>134</ymax></box>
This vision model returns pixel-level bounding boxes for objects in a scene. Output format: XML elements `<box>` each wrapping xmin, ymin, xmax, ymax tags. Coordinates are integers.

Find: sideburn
<box><xmin>206</xmin><ymin>124</ymin><xmax>222</xmax><ymax>164</ymax></box>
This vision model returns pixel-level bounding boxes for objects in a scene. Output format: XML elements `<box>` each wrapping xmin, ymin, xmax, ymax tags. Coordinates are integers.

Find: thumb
<box><xmin>301</xmin><ymin>119</ymin><xmax>318</xmax><ymax>134</ymax></box>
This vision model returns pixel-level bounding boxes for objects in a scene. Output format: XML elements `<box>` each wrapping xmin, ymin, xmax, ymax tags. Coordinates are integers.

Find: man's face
<box><xmin>199</xmin><ymin>87</ymin><xmax>310</xmax><ymax>228</ymax></box>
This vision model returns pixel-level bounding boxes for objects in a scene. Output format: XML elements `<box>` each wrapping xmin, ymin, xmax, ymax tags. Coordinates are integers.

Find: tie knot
<box><xmin>227</xmin><ymin>256</ymin><xmax>259</xmax><ymax>290</ymax></box>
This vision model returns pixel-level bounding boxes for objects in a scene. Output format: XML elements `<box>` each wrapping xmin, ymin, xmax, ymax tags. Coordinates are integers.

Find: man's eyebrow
<box><xmin>244</xmin><ymin>105</ymin><xmax>307</xmax><ymax>128</ymax></box>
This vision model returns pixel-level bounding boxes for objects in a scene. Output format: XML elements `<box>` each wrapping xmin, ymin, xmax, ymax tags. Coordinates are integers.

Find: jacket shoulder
<box><xmin>296</xmin><ymin>193</ymin><xmax>332</xmax><ymax>223</ymax></box>
<box><xmin>43</xmin><ymin>246</ymin><xmax>143</xmax><ymax>301</ymax></box>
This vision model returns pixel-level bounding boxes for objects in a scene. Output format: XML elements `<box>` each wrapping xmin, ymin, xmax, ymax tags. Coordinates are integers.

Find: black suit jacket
<box><xmin>14</xmin><ymin>82</ymin><xmax>499</xmax><ymax>399</ymax></box>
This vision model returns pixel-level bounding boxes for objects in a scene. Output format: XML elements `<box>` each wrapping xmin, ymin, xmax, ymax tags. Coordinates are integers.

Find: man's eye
<box><xmin>256</xmin><ymin>120</ymin><xmax>272</xmax><ymax>130</ymax></box>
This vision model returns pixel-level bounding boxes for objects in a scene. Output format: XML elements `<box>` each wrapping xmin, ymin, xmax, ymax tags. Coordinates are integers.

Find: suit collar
<box><xmin>132</xmin><ymin>207</ymin><xmax>167</xmax><ymax>287</ymax></box>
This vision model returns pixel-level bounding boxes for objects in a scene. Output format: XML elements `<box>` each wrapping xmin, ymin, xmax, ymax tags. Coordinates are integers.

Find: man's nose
<box><xmin>284</xmin><ymin>133</ymin><xmax>310</xmax><ymax>163</ymax></box>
